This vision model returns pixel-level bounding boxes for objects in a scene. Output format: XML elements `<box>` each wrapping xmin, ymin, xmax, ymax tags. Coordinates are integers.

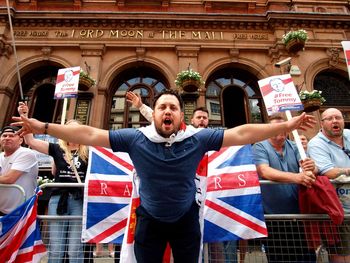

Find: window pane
<box><xmin>314</xmin><ymin>73</ymin><xmax>350</xmax><ymax>106</ymax></box>
<box><xmin>128</xmin><ymin>77</ymin><xmax>141</xmax><ymax>85</ymax></box>
<box><xmin>216</xmin><ymin>77</ymin><xmax>230</xmax><ymax>86</ymax></box>
<box><xmin>115</xmin><ymin>83</ymin><xmax>128</xmax><ymax>95</ymax></box>
<box><xmin>206</xmin><ymin>82</ymin><xmax>221</xmax><ymax>97</ymax></box>
<box><xmin>249</xmin><ymin>99</ymin><xmax>263</xmax><ymax>123</ymax></box>
<box><xmin>154</xmin><ymin>82</ymin><xmax>166</xmax><ymax>92</ymax></box>
<box><xmin>143</xmin><ymin>77</ymin><xmax>156</xmax><ymax>85</ymax></box>
<box><xmin>206</xmin><ymin>98</ymin><xmax>221</xmax><ymax>122</ymax></box>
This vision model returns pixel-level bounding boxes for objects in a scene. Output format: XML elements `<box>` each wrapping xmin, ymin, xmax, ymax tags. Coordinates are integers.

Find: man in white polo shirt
<box><xmin>0</xmin><ymin>125</ymin><xmax>38</xmax><ymax>215</ymax></box>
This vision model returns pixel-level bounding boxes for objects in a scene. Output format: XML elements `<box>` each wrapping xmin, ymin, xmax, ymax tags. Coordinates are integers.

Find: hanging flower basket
<box><xmin>302</xmin><ymin>99</ymin><xmax>323</xmax><ymax>112</ymax></box>
<box><xmin>175</xmin><ymin>69</ymin><xmax>205</xmax><ymax>93</ymax></box>
<box><xmin>299</xmin><ymin>90</ymin><xmax>326</xmax><ymax>113</ymax></box>
<box><xmin>285</xmin><ymin>39</ymin><xmax>305</xmax><ymax>53</ymax></box>
<box><xmin>282</xmin><ymin>29</ymin><xmax>308</xmax><ymax>53</ymax></box>
<box><xmin>181</xmin><ymin>79</ymin><xmax>202</xmax><ymax>92</ymax></box>
<box><xmin>79</xmin><ymin>70</ymin><xmax>96</xmax><ymax>90</ymax></box>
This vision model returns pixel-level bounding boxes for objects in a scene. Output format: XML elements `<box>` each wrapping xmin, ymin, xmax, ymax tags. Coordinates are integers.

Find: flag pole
<box><xmin>285</xmin><ymin>110</ymin><xmax>307</xmax><ymax>160</ymax></box>
<box><xmin>61</xmin><ymin>98</ymin><xmax>68</xmax><ymax>125</ymax></box>
<box><xmin>6</xmin><ymin>0</ymin><xmax>24</xmax><ymax>100</ymax></box>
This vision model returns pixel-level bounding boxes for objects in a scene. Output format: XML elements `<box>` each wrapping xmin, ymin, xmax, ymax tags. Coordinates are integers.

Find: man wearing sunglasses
<box><xmin>308</xmin><ymin>107</ymin><xmax>350</xmax><ymax>262</ymax></box>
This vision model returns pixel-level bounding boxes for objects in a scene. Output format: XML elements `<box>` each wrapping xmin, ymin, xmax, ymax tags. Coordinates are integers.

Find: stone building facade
<box><xmin>0</xmin><ymin>0</ymin><xmax>350</xmax><ymax>136</ymax></box>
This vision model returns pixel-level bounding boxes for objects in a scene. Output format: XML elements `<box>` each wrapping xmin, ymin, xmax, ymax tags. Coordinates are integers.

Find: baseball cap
<box><xmin>0</xmin><ymin>126</ymin><xmax>20</xmax><ymax>135</ymax></box>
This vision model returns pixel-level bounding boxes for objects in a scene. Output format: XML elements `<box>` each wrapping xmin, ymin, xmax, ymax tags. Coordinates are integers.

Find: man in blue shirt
<box><xmin>253</xmin><ymin>114</ymin><xmax>317</xmax><ymax>263</ymax></box>
<box><xmin>14</xmin><ymin>89</ymin><xmax>315</xmax><ymax>263</ymax></box>
<box><xmin>308</xmin><ymin>107</ymin><xmax>350</xmax><ymax>262</ymax></box>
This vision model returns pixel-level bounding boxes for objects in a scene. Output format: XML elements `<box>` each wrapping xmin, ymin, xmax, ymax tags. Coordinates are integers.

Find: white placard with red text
<box><xmin>258</xmin><ymin>74</ymin><xmax>303</xmax><ymax>116</ymax></box>
<box><xmin>341</xmin><ymin>41</ymin><xmax>350</xmax><ymax>80</ymax></box>
<box><xmin>54</xmin><ymin>66</ymin><xmax>80</xmax><ymax>99</ymax></box>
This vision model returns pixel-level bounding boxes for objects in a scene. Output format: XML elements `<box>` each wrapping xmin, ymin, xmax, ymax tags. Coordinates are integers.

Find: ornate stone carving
<box><xmin>326</xmin><ymin>47</ymin><xmax>340</xmax><ymax>67</ymax></box>
<box><xmin>0</xmin><ymin>39</ymin><xmax>12</xmax><ymax>58</ymax></box>
<box><xmin>41</xmin><ymin>46</ymin><xmax>52</xmax><ymax>60</ymax></box>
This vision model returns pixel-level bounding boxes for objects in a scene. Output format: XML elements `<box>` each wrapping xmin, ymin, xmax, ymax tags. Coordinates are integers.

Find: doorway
<box><xmin>222</xmin><ymin>87</ymin><xmax>247</xmax><ymax>128</ymax></box>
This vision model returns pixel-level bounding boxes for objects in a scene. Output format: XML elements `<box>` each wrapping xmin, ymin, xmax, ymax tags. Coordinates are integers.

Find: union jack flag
<box><xmin>83</xmin><ymin>145</ymin><xmax>267</xmax><ymax>249</ymax></box>
<box><xmin>203</xmin><ymin>145</ymin><xmax>267</xmax><ymax>242</ymax></box>
<box><xmin>0</xmin><ymin>188</ymin><xmax>47</xmax><ymax>263</ymax></box>
<box><xmin>82</xmin><ymin>146</ymin><xmax>134</xmax><ymax>244</ymax></box>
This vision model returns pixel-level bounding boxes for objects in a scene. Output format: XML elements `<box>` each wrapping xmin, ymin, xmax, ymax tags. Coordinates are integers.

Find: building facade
<box><xmin>0</xmin><ymin>0</ymin><xmax>350</xmax><ymax>136</ymax></box>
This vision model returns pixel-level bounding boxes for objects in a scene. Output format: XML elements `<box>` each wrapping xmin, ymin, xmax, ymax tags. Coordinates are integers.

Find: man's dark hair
<box><xmin>192</xmin><ymin>107</ymin><xmax>208</xmax><ymax>116</ymax></box>
<box><xmin>153</xmin><ymin>89</ymin><xmax>184</xmax><ymax>110</ymax></box>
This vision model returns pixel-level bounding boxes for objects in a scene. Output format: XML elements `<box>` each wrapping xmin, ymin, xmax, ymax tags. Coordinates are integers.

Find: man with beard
<box><xmin>13</xmin><ymin>89</ymin><xmax>315</xmax><ymax>263</ymax></box>
<box><xmin>126</xmin><ymin>91</ymin><xmax>231</xmax><ymax>262</ymax></box>
<box><xmin>126</xmin><ymin>91</ymin><xmax>209</xmax><ymax>128</ymax></box>
<box><xmin>308</xmin><ymin>108</ymin><xmax>350</xmax><ymax>263</ymax></box>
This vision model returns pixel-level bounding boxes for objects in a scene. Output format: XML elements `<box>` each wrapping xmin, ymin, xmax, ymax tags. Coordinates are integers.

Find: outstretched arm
<box><xmin>222</xmin><ymin>113</ymin><xmax>315</xmax><ymax>147</ymax></box>
<box><xmin>12</xmin><ymin>115</ymin><xmax>110</xmax><ymax>148</ymax></box>
<box><xmin>126</xmin><ymin>91</ymin><xmax>153</xmax><ymax>123</ymax></box>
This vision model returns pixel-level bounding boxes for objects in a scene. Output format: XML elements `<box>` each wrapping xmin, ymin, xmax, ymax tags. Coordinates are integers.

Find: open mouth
<box><xmin>332</xmin><ymin>124</ymin><xmax>341</xmax><ymax>132</ymax></box>
<box><xmin>163</xmin><ymin>118</ymin><xmax>172</xmax><ymax>125</ymax></box>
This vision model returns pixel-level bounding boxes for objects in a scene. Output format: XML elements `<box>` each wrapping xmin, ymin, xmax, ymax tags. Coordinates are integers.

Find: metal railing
<box><xmin>0</xmin><ymin>180</ymin><xmax>350</xmax><ymax>263</ymax></box>
<box><xmin>0</xmin><ymin>183</ymin><xmax>26</xmax><ymax>204</ymax></box>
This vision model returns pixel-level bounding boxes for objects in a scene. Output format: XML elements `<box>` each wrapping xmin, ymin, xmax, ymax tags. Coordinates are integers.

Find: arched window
<box><xmin>314</xmin><ymin>70</ymin><xmax>350</xmax><ymax>128</ymax></box>
<box><xmin>206</xmin><ymin>68</ymin><xmax>265</xmax><ymax>128</ymax></box>
<box><xmin>17</xmin><ymin>65</ymin><xmax>63</xmax><ymax>124</ymax></box>
<box><xmin>109</xmin><ymin>67</ymin><xmax>167</xmax><ymax>129</ymax></box>
<box><xmin>314</xmin><ymin>71</ymin><xmax>350</xmax><ymax>107</ymax></box>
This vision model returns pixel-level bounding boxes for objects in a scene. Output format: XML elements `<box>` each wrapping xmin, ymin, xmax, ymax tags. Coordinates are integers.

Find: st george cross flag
<box><xmin>0</xmin><ymin>188</ymin><xmax>47</xmax><ymax>263</ymax></box>
<box><xmin>258</xmin><ymin>74</ymin><xmax>303</xmax><ymax>116</ymax></box>
<box><xmin>82</xmin><ymin>146</ymin><xmax>134</xmax><ymax>244</ymax></box>
<box><xmin>341</xmin><ymin>41</ymin><xmax>350</xmax><ymax>80</ymax></box>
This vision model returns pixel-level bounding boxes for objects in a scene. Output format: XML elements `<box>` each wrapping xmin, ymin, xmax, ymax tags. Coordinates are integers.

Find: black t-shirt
<box><xmin>48</xmin><ymin>143</ymin><xmax>88</xmax><ymax>196</ymax></box>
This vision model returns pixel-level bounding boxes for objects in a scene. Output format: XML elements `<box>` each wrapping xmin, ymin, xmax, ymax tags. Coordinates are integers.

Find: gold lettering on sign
<box><xmin>55</xmin><ymin>31</ymin><xmax>69</xmax><ymax>37</ymax></box>
<box><xmin>13</xmin><ymin>29</ymin><xmax>268</xmax><ymax>41</ymax></box>
<box><xmin>233</xmin><ymin>33</ymin><xmax>268</xmax><ymax>40</ymax></box>
<box><xmin>109</xmin><ymin>30</ymin><xmax>143</xmax><ymax>38</ymax></box>
<box><xmin>29</xmin><ymin>31</ymin><xmax>48</xmax><ymax>37</ymax></box>
<box><xmin>75</xmin><ymin>99</ymin><xmax>91</xmax><ymax>125</ymax></box>
<box><xmin>14</xmin><ymin>31</ymin><xmax>27</xmax><ymax>37</ymax></box>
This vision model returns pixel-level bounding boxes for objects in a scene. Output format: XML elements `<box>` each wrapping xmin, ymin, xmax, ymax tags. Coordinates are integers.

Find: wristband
<box><xmin>44</xmin><ymin>122</ymin><xmax>49</xmax><ymax>134</ymax></box>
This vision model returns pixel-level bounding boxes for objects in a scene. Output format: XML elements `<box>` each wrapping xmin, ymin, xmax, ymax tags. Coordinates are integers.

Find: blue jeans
<box><xmin>48</xmin><ymin>194</ymin><xmax>84</xmax><ymax>263</ymax></box>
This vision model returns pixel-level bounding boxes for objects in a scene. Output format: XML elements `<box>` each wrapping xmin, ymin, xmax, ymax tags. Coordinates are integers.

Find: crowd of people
<box><xmin>1</xmin><ymin>89</ymin><xmax>349</xmax><ymax>262</ymax></box>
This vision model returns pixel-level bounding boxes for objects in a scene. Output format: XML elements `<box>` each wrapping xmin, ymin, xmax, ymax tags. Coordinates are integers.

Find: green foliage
<box><xmin>282</xmin><ymin>29</ymin><xmax>308</xmax><ymax>45</ymax></box>
<box><xmin>174</xmin><ymin>69</ymin><xmax>205</xmax><ymax>87</ymax></box>
<box><xmin>80</xmin><ymin>70</ymin><xmax>96</xmax><ymax>85</ymax></box>
<box><xmin>37</xmin><ymin>176</ymin><xmax>54</xmax><ymax>186</ymax></box>
<box><xmin>299</xmin><ymin>89</ymin><xmax>326</xmax><ymax>104</ymax></box>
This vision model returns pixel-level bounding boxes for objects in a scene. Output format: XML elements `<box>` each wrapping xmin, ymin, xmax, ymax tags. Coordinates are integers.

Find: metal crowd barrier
<box><xmin>34</xmin><ymin>182</ymin><xmax>349</xmax><ymax>263</ymax></box>
<box><xmin>0</xmin><ymin>183</ymin><xmax>26</xmax><ymax>204</ymax></box>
